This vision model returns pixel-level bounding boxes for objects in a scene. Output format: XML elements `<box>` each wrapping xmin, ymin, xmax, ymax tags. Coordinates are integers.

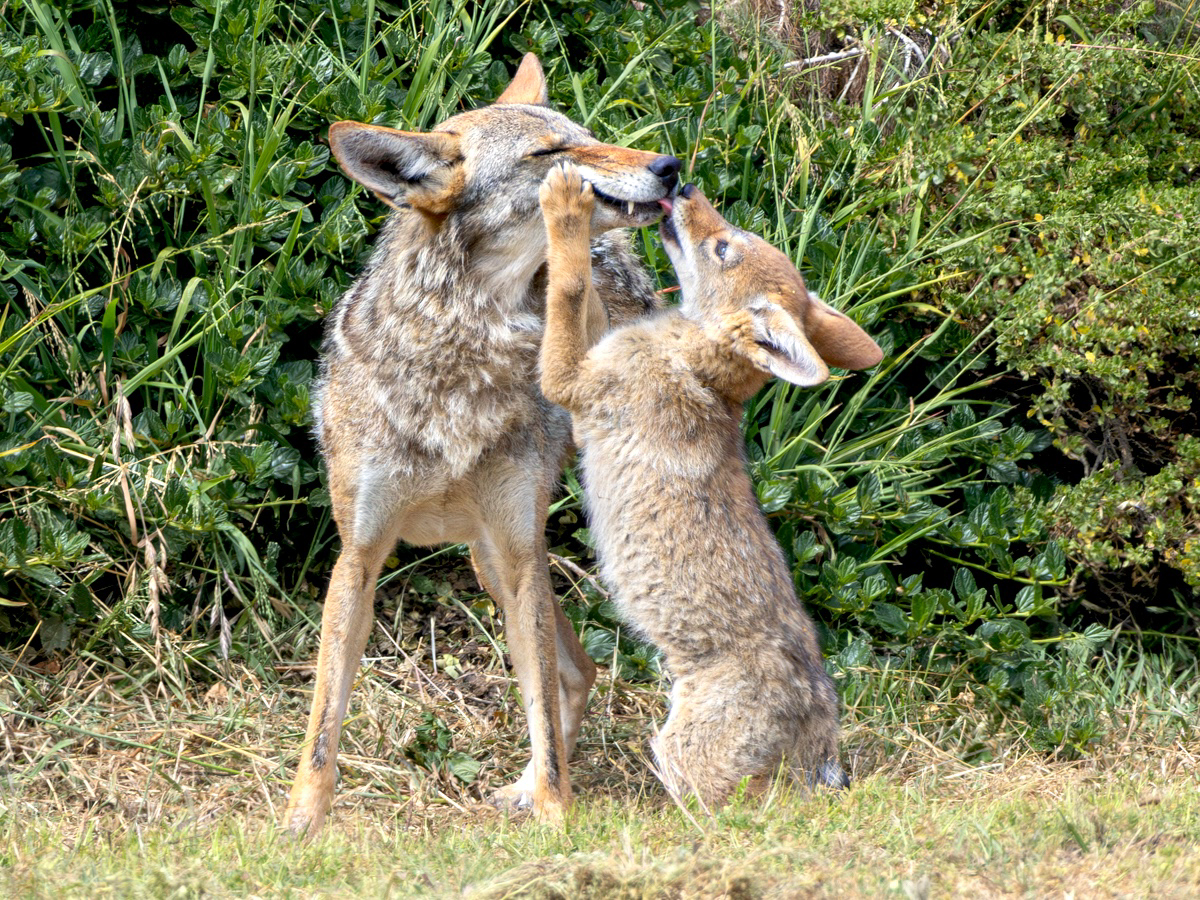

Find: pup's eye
<box><xmin>530</xmin><ymin>146</ymin><xmax>568</xmax><ymax>157</ymax></box>
<box><xmin>714</xmin><ymin>240</ymin><xmax>729</xmax><ymax>260</ymax></box>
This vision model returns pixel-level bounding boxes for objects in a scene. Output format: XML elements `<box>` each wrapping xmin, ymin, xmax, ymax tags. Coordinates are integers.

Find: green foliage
<box><xmin>0</xmin><ymin>0</ymin><xmax>511</xmax><ymax>651</ymax></box>
<box><xmin>1</xmin><ymin>0</ymin><xmax>1196</xmax><ymax>767</ymax></box>
<box><xmin>853</xmin><ymin>2</ymin><xmax>1200</xmax><ymax>600</ymax></box>
<box><xmin>407</xmin><ymin>710</ymin><xmax>483</xmax><ymax>785</ymax></box>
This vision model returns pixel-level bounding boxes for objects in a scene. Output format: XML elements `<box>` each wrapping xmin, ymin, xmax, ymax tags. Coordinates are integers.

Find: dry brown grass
<box><xmin>3</xmin><ymin>560</ymin><xmax>1198</xmax><ymax>897</ymax></box>
<box><xmin>0</xmin><ymin>581</ymin><xmax>671</xmax><ymax>838</ymax></box>
<box><xmin>713</xmin><ymin>0</ymin><xmax>955</xmax><ymax>112</ymax></box>
<box><xmin>3</xmin><ymin>617</ymin><xmax>1199</xmax><ymax>899</ymax></box>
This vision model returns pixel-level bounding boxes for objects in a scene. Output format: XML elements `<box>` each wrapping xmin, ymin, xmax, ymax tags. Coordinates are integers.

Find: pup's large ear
<box><xmin>745</xmin><ymin>298</ymin><xmax>831</xmax><ymax>387</ymax></box>
<box><xmin>495</xmin><ymin>53</ymin><xmax>549</xmax><ymax>105</ymax></box>
<box><xmin>328</xmin><ymin>121</ymin><xmax>463</xmax><ymax>214</ymax></box>
<box><xmin>804</xmin><ymin>294</ymin><xmax>884</xmax><ymax>371</ymax></box>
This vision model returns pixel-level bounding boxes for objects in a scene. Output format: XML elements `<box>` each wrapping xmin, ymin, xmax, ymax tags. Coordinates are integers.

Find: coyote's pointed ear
<box><xmin>804</xmin><ymin>294</ymin><xmax>884</xmax><ymax>371</ymax></box>
<box><xmin>746</xmin><ymin>298</ymin><xmax>831</xmax><ymax>387</ymax></box>
<box><xmin>327</xmin><ymin>121</ymin><xmax>464</xmax><ymax>214</ymax></box>
<box><xmin>495</xmin><ymin>53</ymin><xmax>549</xmax><ymax>105</ymax></box>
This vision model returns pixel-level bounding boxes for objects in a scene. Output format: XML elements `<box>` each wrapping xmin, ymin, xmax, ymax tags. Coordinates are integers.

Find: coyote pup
<box><xmin>538</xmin><ymin>166</ymin><xmax>882</xmax><ymax>804</ymax></box>
<box><xmin>285</xmin><ymin>56</ymin><xmax>681</xmax><ymax>836</ymax></box>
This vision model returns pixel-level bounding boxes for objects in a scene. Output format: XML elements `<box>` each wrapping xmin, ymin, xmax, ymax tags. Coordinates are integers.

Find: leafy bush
<box><xmin>1</xmin><ymin>0</ymin><xmax>1195</xmax><ymax>758</ymax></box>
<box><xmin>852</xmin><ymin>2</ymin><xmax>1200</xmax><ymax>606</ymax></box>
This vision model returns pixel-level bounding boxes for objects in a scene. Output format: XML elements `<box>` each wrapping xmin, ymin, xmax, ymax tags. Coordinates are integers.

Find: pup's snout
<box><xmin>648</xmin><ymin>156</ymin><xmax>682</xmax><ymax>192</ymax></box>
<box><xmin>679</xmin><ymin>183</ymin><xmax>696</xmax><ymax>199</ymax></box>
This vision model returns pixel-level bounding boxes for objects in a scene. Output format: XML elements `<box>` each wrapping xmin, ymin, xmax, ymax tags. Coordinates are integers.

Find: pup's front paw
<box><xmin>540</xmin><ymin>162</ymin><xmax>595</xmax><ymax>238</ymax></box>
<box><xmin>719</xmin><ymin>309</ymin><xmax>758</xmax><ymax>354</ymax></box>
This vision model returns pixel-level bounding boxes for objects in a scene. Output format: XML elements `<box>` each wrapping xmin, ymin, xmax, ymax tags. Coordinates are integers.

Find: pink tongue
<box><xmin>659</xmin><ymin>197</ymin><xmax>673</xmax><ymax>214</ymax></box>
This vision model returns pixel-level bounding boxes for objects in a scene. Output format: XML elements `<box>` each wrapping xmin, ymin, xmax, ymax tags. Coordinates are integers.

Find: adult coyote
<box><xmin>285</xmin><ymin>55</ymin><xmax>681</xmax><ymax>836</ymax></box>
<box><xmin>538</xmin><ymin>166</ymin><xmax>881</xmax><ymax>805</ymax></box>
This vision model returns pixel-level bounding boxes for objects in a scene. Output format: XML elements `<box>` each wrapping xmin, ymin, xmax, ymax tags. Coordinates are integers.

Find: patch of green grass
<box><xmin>3</xmin><ymin>741</ymin><xmax>1197</xmax><ymax>898</ymax></box>
<box><xmin>2</xmin><ymin>639</ymin><xmax>1196</xmax><ymax>897</ymax></box>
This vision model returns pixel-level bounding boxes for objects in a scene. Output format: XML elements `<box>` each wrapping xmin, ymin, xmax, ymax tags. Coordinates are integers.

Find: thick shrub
<box><xmin>884</xmin><ymin>3</ymin><xmax>1200</xmax><ymax>606</ymax></box>
<box><xmin>5</xmin><ymin>0</ymin><xmax>1189</xmax><ymax>753</ymax></box>
<box><xmin>740</xmin><ymin>0</ymin><xmax>1199</xmax><ymax>610</ymax></box>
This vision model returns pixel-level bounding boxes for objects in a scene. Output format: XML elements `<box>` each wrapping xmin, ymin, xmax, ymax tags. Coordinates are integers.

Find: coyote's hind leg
<box><xmin>468</xmin><ymin>450</ymin><xmax>593</xmax><ymax>819</ymax></box>
<box><xmin>471</xmin><ymin>549</ymin><xmax>596</xmax><ymax>809</ymax></box>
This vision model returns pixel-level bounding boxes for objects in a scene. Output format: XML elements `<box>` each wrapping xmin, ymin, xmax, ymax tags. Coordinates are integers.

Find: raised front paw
<box><xmin>719</xmin><ymin>309</ymin><xmax>758</xmax><ymax>354</ymax></box>
<box><xmin>540</xmin><ymin>162</ymin><xmax>595</xmax><ymax>240</ymax></box>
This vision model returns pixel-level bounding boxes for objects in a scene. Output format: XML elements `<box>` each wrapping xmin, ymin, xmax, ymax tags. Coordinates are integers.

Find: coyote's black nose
<box><xmin>649</xmin><ymin>156</ymin><xmax>682</xmax><ymax>191</ymax></box>
<box><xmin>680</xmin><ymin>183</ymin><xmax>696</xmax><ymax>199</ymax></box>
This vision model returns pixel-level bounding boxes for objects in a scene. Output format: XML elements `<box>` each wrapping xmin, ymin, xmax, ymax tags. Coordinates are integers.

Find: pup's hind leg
<box><xmin>787</xmin><ymin>694</ymin><xmax>850</xmax><ymax>791</ymax></box>
<box><xmin>802</xmin><ymin>757</ymin><xmax>851</xmax><ymax>790</ymax></box>
<box><xmin>651</xmin><ymin>677</ymin><xmax>771</xmax><ymax>808</ymax></box>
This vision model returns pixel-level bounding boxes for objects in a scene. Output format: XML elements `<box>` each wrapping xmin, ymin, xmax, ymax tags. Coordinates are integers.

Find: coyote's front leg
<box><xmin>539</xmin><ymin>163</ymin><xmax>598</xmax><ymax>412</ymax></box>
